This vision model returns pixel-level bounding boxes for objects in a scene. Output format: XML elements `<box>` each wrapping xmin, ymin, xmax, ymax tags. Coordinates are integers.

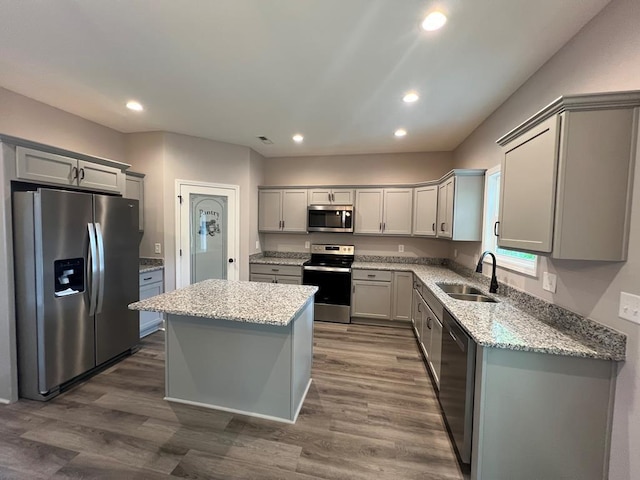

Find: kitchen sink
<box><xmin>436</xmin><ymin>283</ymin><xmax>498</xmax><ymax>303</ymax></box>
<box><xmin>447</xmin><ymin>293</ymin><xmax>498</xmax><ymax>303</ymax></box>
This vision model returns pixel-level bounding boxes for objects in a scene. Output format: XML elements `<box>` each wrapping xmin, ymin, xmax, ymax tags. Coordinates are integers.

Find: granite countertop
<box><xmin>351</xmin><ymin>262</ymin><xmax>624</xmax><ymax>361</ymax></box>
<box><xmin>140</xmin><ymin>265</ymin><xmax>164</xmax><ymax>274</ymax></box>
<box><xmin>250</xmin><ymin>256</ymin><xmax>309</xmax><ymax>266</ymax></box>
<box><xmin>129</xmin><ymin>279</ymin><xmax>318</xmax><ymax>326</ymax></box>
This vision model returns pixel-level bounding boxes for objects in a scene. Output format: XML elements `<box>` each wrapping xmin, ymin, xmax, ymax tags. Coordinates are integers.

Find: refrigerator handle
<box><xmin>87</xmin><ymin>223</ymin><xmax>99</xmax><ymax>316</ymax></box>
<box><xmin>95</xmin><ymin>223</ymin><xmax>106</xmax><ymax>315</ymax></box>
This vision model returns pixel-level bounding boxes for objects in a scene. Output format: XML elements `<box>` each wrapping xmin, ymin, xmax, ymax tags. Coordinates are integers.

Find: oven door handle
<box><xmin>303</xmin><ymin>265</ymin><xmax>351</xmax><ymax>273</ymax></box>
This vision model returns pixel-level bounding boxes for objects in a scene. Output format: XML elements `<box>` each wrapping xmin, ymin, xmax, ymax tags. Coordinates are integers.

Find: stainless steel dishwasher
<box><xmin>439</xmin><ymin>309</ymin><xmax>476</xmax><ymax>464</ymax></box>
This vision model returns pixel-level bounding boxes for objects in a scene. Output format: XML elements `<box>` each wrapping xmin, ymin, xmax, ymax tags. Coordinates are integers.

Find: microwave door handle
<box><xmin>87</xmin><ymin>223</ymin><xmax>98</xmax><ymax>316</ymax></box>
<box><xmin>95</xmin><ymin>223</ymin><xmax>106</xmax><ymax>315</ymax></box>
<box><xmin>342</xmin><ymin>210</ymin><xmax>346</xmax><ymax>228</ymax></box>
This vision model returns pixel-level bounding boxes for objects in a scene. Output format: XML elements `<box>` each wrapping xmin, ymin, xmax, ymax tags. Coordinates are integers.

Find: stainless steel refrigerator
<box><xmin>13</xmin><ymin>188</ymin><xmax>139</xmax><ymax>400</ymax></box>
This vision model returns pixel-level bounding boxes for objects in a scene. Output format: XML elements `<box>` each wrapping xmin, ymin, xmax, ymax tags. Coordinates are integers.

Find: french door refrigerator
<box><xmin>13</xmin><ymin>188</ymin><xmax>139</xmax><ymax>400</ymax></box>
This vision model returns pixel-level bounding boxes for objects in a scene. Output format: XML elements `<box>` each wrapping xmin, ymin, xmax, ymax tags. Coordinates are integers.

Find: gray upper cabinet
<box><xmin>413</xmin><ymin>185</ymin><xmax>438</xmax><ymax>237</ymax></box>
<box><xmin>258</xmin><ymin>188</ymin><xmax>307</xmax><ymax>233</ymax></box>
<box><xmin>436</xmin><ymin>171</ymin><xmax>485</xmax><ymax>241</ymax></box>
<box><xmin>16</xmin><ymin>146</ymin><xmax>124</xmax><ymax>194</ymax></box>
<box><xmin>497</xmin><ymin>91</ymin><xmax>640</xmax><ymax>260</ymax></box>
<box><xmin>355</xmin><ymin>188</ymin><xmax>412</xmax><ymax>235</ymax></box>
<box><xmin>308</xmin><ymin>188</ymin><xmax>353</xmax><ymax>205</ymax></box>
<box><xmin>124</xmin><ymin>171</ymin><xmax>145</xmax><ymax>231</ymax></box>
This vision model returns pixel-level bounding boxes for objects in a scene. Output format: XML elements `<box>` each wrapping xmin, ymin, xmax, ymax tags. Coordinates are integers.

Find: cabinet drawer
<box><xmin>352</xmin><ymin>269</ymin><xmax>392</xmax><ymax>282</ymax></box>
<box><xmin>250</xmin><ymin>264</ymin><xmax>301</xmax><ymax>276</ymax></box>
<box><xmin>421</xmin><ymin>285</ymin><xmax>443</xmax><ymax>321</ymax></box>
<box><xmin>140</xmin><ymin>269</ymin><xmax>163</xmax><ymax>286</ymax></box>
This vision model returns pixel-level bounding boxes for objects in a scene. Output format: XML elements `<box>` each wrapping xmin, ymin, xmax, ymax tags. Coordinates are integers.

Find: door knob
<box><xmin>228</xmin><ymin>258</ymin><xmax>234</xmax><ymax>263</ymax></box>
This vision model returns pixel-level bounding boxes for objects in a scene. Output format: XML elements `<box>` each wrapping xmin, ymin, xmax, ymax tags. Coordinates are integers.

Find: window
<box><xmin>482</xmin><ymin>166</ymin><xmax>537</xmax><ymax>276</ymax></box>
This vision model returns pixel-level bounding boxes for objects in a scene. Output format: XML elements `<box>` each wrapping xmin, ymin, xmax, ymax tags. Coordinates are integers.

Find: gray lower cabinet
<box><xmin>139</xmin><ymin>269</ymin><xmax>164</xmax><ymax>338</ymax></box>
<box><xmin>392</xmin><ymin>271</ymin><xmax>413</xmax><ymax>321</ymax></box>
<box><xmin>250</xmin><ymin>264</ymin><xmax>302</xmax><ymax>285</ymax></box>
<box><xmin>351</xmin><ymin>269</ymin><xmax>392</xmax><ymax>319</ymax></box>
<box><xmin>412</xmin><ymin>279</ymin><xmax>443</xmax><ymax>390</ymax></box>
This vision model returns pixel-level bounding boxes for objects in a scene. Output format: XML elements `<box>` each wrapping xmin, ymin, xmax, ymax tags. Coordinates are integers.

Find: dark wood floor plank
<box><xmin>0</xmin><ymin>322</ymin><xmax>467</xmax><ymax>479</ymax></box>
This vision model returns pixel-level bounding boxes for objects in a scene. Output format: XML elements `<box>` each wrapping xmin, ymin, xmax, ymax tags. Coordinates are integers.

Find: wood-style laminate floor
<box><xmin>0</xmin><ymin>322</ymin><xmax>469</xmax><ymax>479</ymax></box>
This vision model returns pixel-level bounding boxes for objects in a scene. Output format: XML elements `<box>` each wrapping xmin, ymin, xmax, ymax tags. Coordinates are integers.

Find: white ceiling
<box><xmin>0</xmin><ymin>0</ymin><xmax>611</xmax><ymax>157</ymax></box>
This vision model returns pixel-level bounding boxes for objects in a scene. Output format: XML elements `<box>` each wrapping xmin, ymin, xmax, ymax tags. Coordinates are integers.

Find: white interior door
<box><xmin>176</xmin><ymin>181</ymin><xmax>239</xmax><ymax>288</ymax></box>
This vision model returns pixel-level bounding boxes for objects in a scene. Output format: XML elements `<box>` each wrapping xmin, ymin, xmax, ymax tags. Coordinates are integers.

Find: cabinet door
<box><xmin>281</xmin><ymin>189</ymin><xmax>308</xmax><ymax>232</ymax></box>
<box><xmin>428</xmin><ymin>316</ymin><xmax>442</xmax><ymax>389</ymax></box>
<box><xmin>250</xmin><ymin>273</ymin><xmax>275</xmax><ymax>283</ymax></box>
<box><xmin>258</xmin><ymin>190</ymin><xmax>283</xmax><ymax>232</ymax></box>
<box><xmin>77</xmin><ymin>160</ymin><xmax>124</xmax><ymax>194</ymax></box>
<box><xmin>437</xmin><ymin>178</ymin><xmax>454</xmax><ymax>238</ymax></box>
<box><xmin>308</xmin><ymin>189</ymin><xmax>333</xmax><ymax>205</ymax></box>
<box><xmin>351</xmin><ymin>280</ymin><xmax>391</xmax><ymax>319</ymax></box>
<box><xmin>332</xmin><ymin>189</ymin><xmax>354</xmax><ymax>205</ymax></box>
<box><xmin>383</xmin><ymin>188</ymin><xmax>413</xmax><ymax>235</ymax></box>
<box><xmin>139</xmin><ymin>281</ymin><xmax>163</xmax><ymax>338</ymax></box>
<box><xmin>354</xmin><ymin>189</ymin><xmax>383</xmax><ymax>234</ymax></box>
<box><xmin>392</xmin><ymin>272</ymin><xmax>413</xmax><ymax>321</ymax></box>
<box><xmin>125</xmin><ymin>174</ymin><xmax>144</xmax><ymax>231</ymax></box>
<box><xmin>420</xmin><ymin>298</ymin><xmax>432</xmax><ymax>359</ymax></box>
<box><xmin>16</xmin><ymin>147</ymin><xmax>76</xmax><ymax>186</ymax></box>
<box><xmin>499</xmin><ymin>116</ymin><xmax>559</xmax><ymax>253</ymax></box>
<box><xmin>413</xmin><ymin>186</ymin><xmax>438</xmax><ymax>236</ymax></box>
<box><xmin>276</xmin><ymin>275</ymin><xmax>302</xmax><ymax>285</ymax></box>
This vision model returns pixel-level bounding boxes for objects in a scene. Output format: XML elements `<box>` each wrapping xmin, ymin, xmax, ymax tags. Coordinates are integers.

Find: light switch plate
<box><xmin>304</xmin><ymin>241</ymin><xmax>310</xmax><ymax>249</ymax></box>
<box><xmin>255</xmin><ymin>240</ymin><xmax>260</xmax><ymax>250</ymax></box>
<box><xmin>398</xmin><ymin>244</ymin><xmax>404</xmax><ymax>253</ymax></box>
<box><xmin>619</xmin><ymin>292</ymin><xmax>640</xmax><ymax>324</ymax></box>
<box><xmin>154</xmin><ymin>243</ymin><xmax>162</xmax><ymax>254</ymax></box>
<box><xmin>542</xmin><ymin>272</ymin><xmax>557</xmax><ymax>293</ymax></box>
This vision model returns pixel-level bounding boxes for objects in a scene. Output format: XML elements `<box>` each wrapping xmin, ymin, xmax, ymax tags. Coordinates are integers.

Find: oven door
<box><xmin>302</xmin><ymin>268</ymin><xmax>351</xmax><ymax>306</ymax></box>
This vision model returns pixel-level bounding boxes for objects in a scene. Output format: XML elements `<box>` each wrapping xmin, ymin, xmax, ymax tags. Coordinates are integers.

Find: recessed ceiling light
<box><xmin>403</xmin><ymin>92</ymin><xmax>420</xmax><ymax>103</ymax></box>
<box><xmin>421</xmin><ymin>11</ymin><xmax>447</xmax><ymax>31</ymax></box>
<box><xmin>292</xmin><ymin>134</ymin><xmax>304</xmax><ymax>143</ymax></box>
<box><xmin>394</xmin><ymin>129</ymin><xmax>407</xmax><ymax>137</ymax></box>
<box><xmin>126</xmin><ymin>100</ymin><xmax>144</xmax><ymax>112</ymax></box>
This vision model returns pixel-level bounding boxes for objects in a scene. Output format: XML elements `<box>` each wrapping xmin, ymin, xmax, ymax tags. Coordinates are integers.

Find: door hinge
<box><xmin>178</xmin><ymin>195</ymin><xmax>183</xmax><ymax>204</ymax></box>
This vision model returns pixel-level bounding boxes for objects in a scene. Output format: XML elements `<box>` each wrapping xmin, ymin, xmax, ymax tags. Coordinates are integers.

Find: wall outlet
<box><xmin>255</xmin><ymin>240</ymin><xmax>260</xmax><ymax>250</ymax></box>
<box><xmin>542</xmin><ymin>272</ymin><xmax>557</xmax><ymax>293</ymax></box>
<box><xmin>154</xmin><ymin>243</ymin><xmax>162</xmax><ymax>254</ymax></box>
<box><xmin>398</xmin><ymin>244</ymin><xmax>404</xmax><ymax>253</ymax></box>
<box><xmin>619</xmin><ymin>292</ymin><xmax>640</xmax><ymax>324</ymax></box>
<box><xmin>304</xmin><ymin>241</ymin><xmax>310</xmax><ymax>249</ymax></box>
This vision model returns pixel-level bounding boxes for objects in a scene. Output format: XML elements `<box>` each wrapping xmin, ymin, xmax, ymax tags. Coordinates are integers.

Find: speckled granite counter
<box><xmin>249</xmin><ymin>256</ymin><xmax>308</xmax><ymax>266</ymax></box>
<box><xmin>140</xmin><ymin>265</ymin><xmax>164</xmax><ymax>273</ymax></box>
<box><xmin>130</xmin><ymin>278</ymin><xmax>317</xmax><ymax>423</ymax></box>
<box><xmin>129</xmin><ymin>279</ymin><xmax>318</xmax><ymax>326</ymax></box>
<box><xmin>352</xmin><ymin>262</ymin><xmax>624</xmax><ymax>360</ymax></box>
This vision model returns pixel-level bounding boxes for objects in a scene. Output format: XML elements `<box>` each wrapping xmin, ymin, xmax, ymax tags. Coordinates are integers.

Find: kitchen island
<box><xmin>129</xmin><ymin>279</ymin><xmax>318</xmax><ymax>423</ymax></box>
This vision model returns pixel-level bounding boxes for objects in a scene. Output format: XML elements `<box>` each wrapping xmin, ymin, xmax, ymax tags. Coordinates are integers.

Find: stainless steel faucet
<box><xmin>476</xmin><ymin>251</ymin><xmax>499</xmax><ymax>293</ymax></box>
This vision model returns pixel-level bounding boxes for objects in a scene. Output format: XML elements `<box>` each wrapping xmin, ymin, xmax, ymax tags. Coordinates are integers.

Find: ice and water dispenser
<box><xmin>54</xmin><ymin>258</ymin><xmax>85</xmax><ymax>297</ymax></box>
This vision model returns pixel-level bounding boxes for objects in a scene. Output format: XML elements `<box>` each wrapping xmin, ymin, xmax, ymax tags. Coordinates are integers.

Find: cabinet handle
<box><xmin>282</xmin><ymin>220</ymin><xmax>285</xmax><ymax>229</ymax></box>
<box><xmin>143</xmin><ymin>276</ymin><xmax>152</xmax><ymax>281</ymax></box>
<box><xmin>79</xmin><ymin>168</ymin><xmax>85</xmax><ymax>181</ymax></box>
<box><xmin>332</xmin><ymin>193</ymin><xmax>335</xmax><ymax>202</ymax></box>
<box><xmin>494</xmin><ymin>221</ymin><xmax>500</xmax><ymax>237</ymax></box>
<box><xmin>427</xmin><ymin>317</ymin><xmax>432</xmax><ymax>329</ymax></box>
<box><xmin>328</xmin><ymin>193</ymin><xmax>332</xmax><ymax>202</ymax></box>
<box><xmin>432</xmin><ymin>222</ymin><xmax>435</xmax><ymax>232</ymax></box>
<box><xmin>271</xmin><ymin>268</ymin><xmax>279</xmax><ymax>272</ymax></box>
<box><xmin>274</xmin><ymin>279</ymin><xmax>278</xmax><ymax>283</ymax></box>
<box><xmin>379</xmin><ymin>222</ymin><xmax>382</xmax><ymax>232</ymax></box>
<box><xmin>440</xmin><ymin>222</ymin><xmax>445</xmax><ymax>232</ymax></box>
<box><xmin>383</xmin><ymin>222</ymin><xmax>386</xmax><ymax>231</ymax></box>
<box><xmin>449</xmin><ymin>330</ymin><xmax>457</xmax><ymax>342</ymax></box>
<box><xmin>71</xmin><ymin>166</ymin><xmax>78</xmax><ymax>180</ymax></box>
<box><xmin>367</xmin><ymin>274</ymin><xmax>376</xmax><ymax>278</ymax></box>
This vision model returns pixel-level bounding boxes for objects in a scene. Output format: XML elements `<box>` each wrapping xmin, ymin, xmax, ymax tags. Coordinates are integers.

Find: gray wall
<box><xmin>451</xmin><ymin>1</ymin><xmax>640</xmax><ymax>478</ymax></box>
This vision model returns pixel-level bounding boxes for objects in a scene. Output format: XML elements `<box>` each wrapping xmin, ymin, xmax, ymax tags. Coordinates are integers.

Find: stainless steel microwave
<box><xmin>307</xmin><ymin>205</ymin><xmax>354</xmax><ymax>232</ymax></box>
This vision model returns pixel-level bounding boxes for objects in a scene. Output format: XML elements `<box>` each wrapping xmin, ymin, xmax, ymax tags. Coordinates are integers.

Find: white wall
<box><xmin>451</xmin><ymin>0</ymin><xmax>640</xmax><ymax>477</ymax></box>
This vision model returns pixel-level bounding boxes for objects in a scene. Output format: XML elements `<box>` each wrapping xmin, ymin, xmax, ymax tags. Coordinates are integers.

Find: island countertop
<box><xmin>129</xmin><ymin>279</ymin><xmax>318</xmax><ymax>326</ymax></box>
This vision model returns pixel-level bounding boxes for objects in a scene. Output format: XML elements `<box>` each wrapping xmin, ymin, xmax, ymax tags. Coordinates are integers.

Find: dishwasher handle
<box><xmin>444</xmin><ymin>312</ymin><xmax>468</xmax><ymax>352</ymax></box>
